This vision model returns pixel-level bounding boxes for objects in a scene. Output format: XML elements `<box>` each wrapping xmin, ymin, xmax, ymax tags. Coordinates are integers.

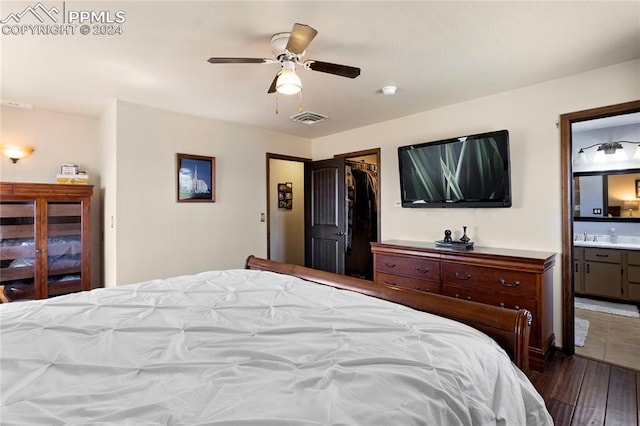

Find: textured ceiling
<box><xmin>1</xmin><ymin>1</ymin><xmax>639</xmax><ymax>138</ymax></box>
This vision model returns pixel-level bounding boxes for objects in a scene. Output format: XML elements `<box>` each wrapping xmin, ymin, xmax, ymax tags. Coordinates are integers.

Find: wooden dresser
<box><xmin>0</xmin><ymin>182</ymin><xmax>92</xmax><ymax>302</ymax></box>
<box><xmin>371</xmin><ymin>240</ymin><xmax>556</xmax><ymax>371</ymax></box>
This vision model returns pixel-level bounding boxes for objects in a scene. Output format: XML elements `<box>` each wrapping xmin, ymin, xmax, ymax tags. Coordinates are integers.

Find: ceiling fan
<box><xmin>207</xmin><ymin>23</ymin><xmax>361</xmax><ymax>95</ymax></box>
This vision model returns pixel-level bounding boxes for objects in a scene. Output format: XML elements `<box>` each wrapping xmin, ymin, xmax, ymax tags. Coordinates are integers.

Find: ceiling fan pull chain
<box><xmin>299</xmin><ymin>91</ymin><xmax>303</xmax><ymax>113</ymax></box>
<box><xmin>275</xmin><ymin>96</ymin><xmax>279</xmax><ymax>115</ymax></box>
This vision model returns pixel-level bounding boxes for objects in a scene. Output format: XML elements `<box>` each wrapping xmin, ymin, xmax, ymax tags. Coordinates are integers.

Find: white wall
<box><xmin>312</xmin><ymin>59</ymin><xmax>640</xmax><ymax>346</ymax></box>
<box><xmin>0</xmin><ymin>105</ymin><xmax>102</xmax><ymax>288</ymax></box>
<box><xmin>110</xmin><ymin>101</ymin><xmax>311</xmax><ymax>285</ymax></box>
<box><xmin>269</xmin><ymin>159</ymin><xmax>305</xmax><ymax>266</ymax></box>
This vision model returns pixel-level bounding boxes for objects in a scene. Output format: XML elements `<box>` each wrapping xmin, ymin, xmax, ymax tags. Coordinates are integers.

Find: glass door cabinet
<box><xmin>0</xmin><ymin>182</ymin><xmax>92</xmax><ymax>302</ymax></box>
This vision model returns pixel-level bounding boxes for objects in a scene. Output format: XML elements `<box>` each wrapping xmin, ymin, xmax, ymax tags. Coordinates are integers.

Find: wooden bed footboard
<box><xmin>245</xmin><ymin>255</ymin><xmax>531</xmax><ymax>372</ymax></box>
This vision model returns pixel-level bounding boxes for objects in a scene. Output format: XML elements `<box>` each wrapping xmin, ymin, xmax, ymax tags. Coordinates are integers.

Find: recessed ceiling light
<box><xmin>381</xmin><ymin>86</ymin><xmax>397</xmax><ymax>96</ymax></box>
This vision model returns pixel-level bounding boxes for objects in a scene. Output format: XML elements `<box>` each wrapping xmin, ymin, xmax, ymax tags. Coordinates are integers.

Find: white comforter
<box><xmin>1</xmin><ymin>269</ymin><xmax>552</xmax><ymax>425</ymax></box>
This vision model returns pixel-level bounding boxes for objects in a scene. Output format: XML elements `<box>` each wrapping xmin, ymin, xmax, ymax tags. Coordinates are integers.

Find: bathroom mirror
<box><xmin>574</xmin><ymin>168</ymin><xmax>640</xmax><ymax>221</ymax></box>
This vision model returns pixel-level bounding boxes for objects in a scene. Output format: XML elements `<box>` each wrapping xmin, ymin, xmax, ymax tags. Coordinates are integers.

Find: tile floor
<box><xmin>575</xmin><ymin>307</ymin><xmax>640</xmax><ymax>371</ymax></box>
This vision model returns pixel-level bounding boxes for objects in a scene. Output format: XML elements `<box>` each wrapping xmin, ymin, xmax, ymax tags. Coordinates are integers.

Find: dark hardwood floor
<box><xmin>528</xmin><ymin>351</ymin><xmax>639</xmax><ymax>425</ymax></box>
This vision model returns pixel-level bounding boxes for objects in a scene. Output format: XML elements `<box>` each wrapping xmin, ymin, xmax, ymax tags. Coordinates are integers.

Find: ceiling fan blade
<box><xmin>267</xmin><ymin>74</ymin><xmax>278</xmax><ymax>94</ymax></box>
<box><xmin>305</xmin><ymin>60</ymin><xmax>361</xmax><ymax>78</ymax></box>
<box><xmin>285</xmin><ymin>23</ymin><xmax>317</xmax><ymax>55</ymax></box>
<box><xmin>207</xmin><ymin>57</ymin><xmax>274</xmax><ymax>64</ymax></box>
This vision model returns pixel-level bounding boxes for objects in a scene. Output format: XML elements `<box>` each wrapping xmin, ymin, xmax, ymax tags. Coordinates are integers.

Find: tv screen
<box><xmin>398</xmin><ymin>130</ymin><xmax>512</xmax><ymax>208</ymax></box>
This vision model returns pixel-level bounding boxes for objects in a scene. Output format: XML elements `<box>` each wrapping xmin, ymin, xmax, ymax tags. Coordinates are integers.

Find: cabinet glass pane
<box><xmin>47</xmin><ymin>202</ymin><xmax>82</xmax><ymax>297</ymax></box>
<box><xmin>0</xmin><ymin>201</ymin><xmax>36</xmax><ymax>301</ymax></box>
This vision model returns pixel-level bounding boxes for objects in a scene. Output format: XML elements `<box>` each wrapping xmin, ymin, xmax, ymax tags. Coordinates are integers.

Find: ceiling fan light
<box><xmin>276</xmin><ymin>70</ymin><xmax>302</xmax><ymax>95</ymax></box>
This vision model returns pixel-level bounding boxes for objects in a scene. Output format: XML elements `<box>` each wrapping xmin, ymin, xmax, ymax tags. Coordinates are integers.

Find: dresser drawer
<box><xmin>584</xmin><ymin>248</ymin><xmax>622</xmax><ymax>263</ymax></box>
<box><xmin>376</xmin><ymin>272</ymin><xmax>440</xmax><ymax>293</ymax></box>
<box><xmin>441</xmin><ymin>262</ymin><xmax>536</xmax><ymax>297</ymax></box>
<box><xmin>375</xmin><ymin>255</ymin><xmax>440</xmax><ymax>281</ymax></box>
<box><xmin>442</xmin><ymin>284</ymin><xmax>536</xmax><ymax>312</ymax></box>
<box><xmin>442</xmin><ymin>284</ymin><xmax>539</xmax><ymax>343</ymax></box>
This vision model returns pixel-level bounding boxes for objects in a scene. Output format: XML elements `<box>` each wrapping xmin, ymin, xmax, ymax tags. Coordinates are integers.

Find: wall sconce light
<box><xmin>0</xmin><ymin>144</ymin><xmax>34</xmax><ymax>163</ymax></box>
<box><xmin>575</xmin><ymin>141</ymin><xmax>640</xmax><ymax>165</ymax></box>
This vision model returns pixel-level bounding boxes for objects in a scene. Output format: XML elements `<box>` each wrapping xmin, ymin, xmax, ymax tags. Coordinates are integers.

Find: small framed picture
<box><xmin>636</xmin><ymin>179</ymin><xmax>640</xmax><ymax>198</ymax></box>
<box><xmin>177</xmin><ymin>153</ymin><xmax>215</xmax><ymax>202</ymax></box>
<box><xmin>60</xmin><ymin>164</ymin><xmax>78</xmax><ymax>175</ymax></box>
<box><xmin>277</xmin><ymin>182</ymin><xmax>293</xmax><ymax>209</ymax></box>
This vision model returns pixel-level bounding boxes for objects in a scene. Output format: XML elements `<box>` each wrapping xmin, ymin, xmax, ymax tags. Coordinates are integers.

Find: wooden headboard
<box><xmin>245</xmin><ymin>255</ymin><xmax>531</xmax><ymax>372</ymax></box>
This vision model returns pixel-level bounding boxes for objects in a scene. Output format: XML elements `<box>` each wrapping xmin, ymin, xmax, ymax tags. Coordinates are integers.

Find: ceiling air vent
<box><xmin>289</xmin><ymin>111</ymin><xmax>327</xmax><ymax>125</ymax></box>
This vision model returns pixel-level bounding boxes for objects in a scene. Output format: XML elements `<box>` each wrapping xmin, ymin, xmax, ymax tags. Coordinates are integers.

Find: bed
<box><xmin>0</xmin><ymin>256</ymin><xmax>552</xmax><ymax>425</ymax></box>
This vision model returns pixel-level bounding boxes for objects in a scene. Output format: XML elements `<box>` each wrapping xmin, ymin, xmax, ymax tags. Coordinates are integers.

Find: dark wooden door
<box><xmin>305</xmin><ymin>157</ymin><xmax>346</xmax><ymax>274</ymax></box>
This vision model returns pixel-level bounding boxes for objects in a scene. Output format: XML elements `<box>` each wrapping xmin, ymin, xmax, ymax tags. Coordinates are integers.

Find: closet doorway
<box><xmin>342</xmin><ymin>150</ymin><xmax>380</xmax><ymax>279</ymax></box>
<box><xmin>305</xmin><ymin>149</ymin><xmax>380</xmax><ymax>279</ymax></box>
<box><xmin>560</xmin><ymin>100</ymin><xmax>640</xmax><ymax>356</ymax></box>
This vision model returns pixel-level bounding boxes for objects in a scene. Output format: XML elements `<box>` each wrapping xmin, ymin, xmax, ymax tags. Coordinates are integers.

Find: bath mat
<box><xmin>575</xmin><ymin>317</ymin><xmax>589</xmax><ymax>347</ymax></box>
<box><xmin>575</xmin><ymin>297</ymin><xmax>639</xmax><ymax>318</ymax></box>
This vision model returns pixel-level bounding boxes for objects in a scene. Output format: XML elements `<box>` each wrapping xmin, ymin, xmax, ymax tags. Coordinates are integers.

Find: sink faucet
<box><xmin>593</xmin><ymin>235</ymin><xmax>598</xmax><ymax>242</ymax></box>
<box><xmin>583</xmin><ymin>232</ymin><xmax>588</xmax><ymax>241</ymax></box>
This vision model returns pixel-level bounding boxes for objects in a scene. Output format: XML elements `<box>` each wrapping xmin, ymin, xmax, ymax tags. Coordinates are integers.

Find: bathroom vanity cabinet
<box><xmin>584</xmin><ymin>248</ymin><xmax>623</xmax><ymax>298</ymax></box>
<box><xmin>627</xmin><ymin>250</ymin><xmax>640</xmax><ymax>301</ymax></box>
<box><xmin>574</xmin><ymin>246</ymin><xmax>640</xmax><ymax>301</ymax></box>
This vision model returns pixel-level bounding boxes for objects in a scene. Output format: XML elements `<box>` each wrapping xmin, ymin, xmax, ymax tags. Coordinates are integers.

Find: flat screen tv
<box><xmin>398</xmin><ymin>129</ymin><xmax>512</xmax><ymax>208</ymax></box>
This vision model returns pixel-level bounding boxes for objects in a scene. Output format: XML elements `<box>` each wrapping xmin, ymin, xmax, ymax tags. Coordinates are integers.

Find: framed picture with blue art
<box><xmin>177</xmin><ymin>153</ymin><xmax>215</xmax><ymax>202</ymax></box>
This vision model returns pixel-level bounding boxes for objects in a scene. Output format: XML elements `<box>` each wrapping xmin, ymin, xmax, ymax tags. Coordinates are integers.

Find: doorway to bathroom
<box><xmin>560</xmin><ymin>100</ymin><xmax>640</xmax><ymax>370</ymax></box>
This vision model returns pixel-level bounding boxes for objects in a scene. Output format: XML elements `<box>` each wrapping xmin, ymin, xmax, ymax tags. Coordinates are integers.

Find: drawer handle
<box><xmin>454</xmin><ymin>272</ymin><xmax>472</xmax><ymax>280</ymax></box>
<box><xmin>595</xmin><ymin>254</ymin><xmax>609</xmax><ymax>258</ymax></box>
<box><xmin>415</xmin><ymin>267</ymin><xmax>429</xmax><ymax>274</ymax></box>
<box><xmin>499</xmin><ymin>302</ymin><xmax>505</xmax><ymax>308</ymax></box>
<box><xmin>383</xmin><ymin>280</ymin><xmax>397</xmax><ymax>286</ymax></box>
<box><xmin>385</xmin><ymin>262</ymin><xmax>397</xmax><ymax>268</ymax></box>
<box><xmin>454</xmin><ymin>293</ymin><xmax>460</xmax><ymax>298</ymax></box>
<box><xmin>515</xmin><ymin>305</ymin><xmax>520</xmax><ymax>310</ymax></box>
<box><xmin>499</xmin><ymin>279</ymin><xmax>520</xmax><ymax>288</ymax></box>
<box><xmin>466</xmin><ymin>296</ymin><xmax>472</xmax><ymax>301</ymax></box>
